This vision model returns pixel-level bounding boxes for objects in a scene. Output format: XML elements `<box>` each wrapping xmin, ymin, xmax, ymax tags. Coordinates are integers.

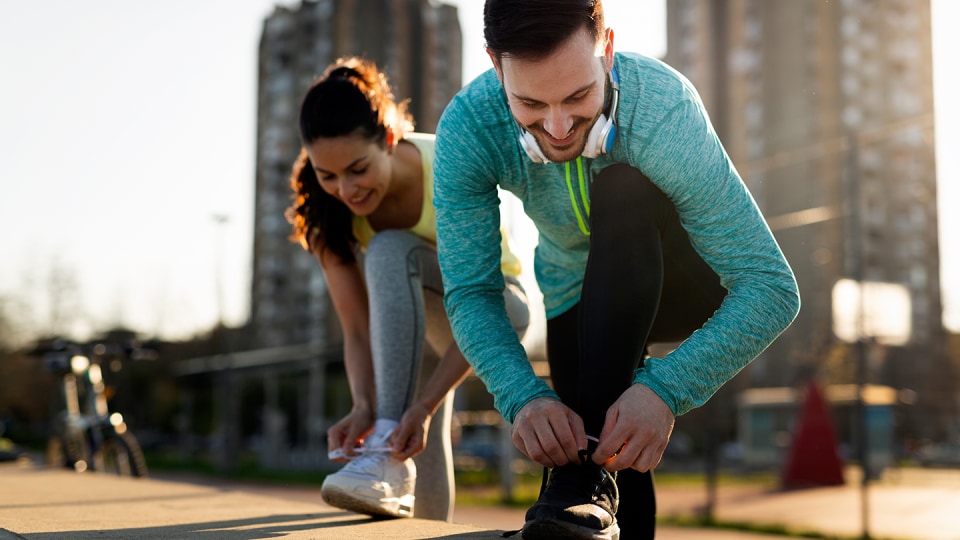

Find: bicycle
<box><xmin>31</xmin><ymin>339</ymin><xmax>150</xmax><ymax>477</ymax></box>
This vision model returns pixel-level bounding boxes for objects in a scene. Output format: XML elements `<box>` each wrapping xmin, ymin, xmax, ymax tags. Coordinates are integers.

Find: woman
<box><xmin>286</xmin><ymin>57</ymin><xmax>528</xmax><ymax>521</ymax></box>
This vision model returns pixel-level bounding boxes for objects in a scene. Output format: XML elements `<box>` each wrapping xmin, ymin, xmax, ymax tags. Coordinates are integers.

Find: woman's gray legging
<box><xmin>363</xmin><ymin>229</ymin><xmax>529</xmax><ymax>522</ymax></box>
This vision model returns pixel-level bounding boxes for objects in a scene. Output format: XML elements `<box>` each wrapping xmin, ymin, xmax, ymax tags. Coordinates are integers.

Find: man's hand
<box><xmin>511</xmin><ymin>397</ymin><xmax>587</xmax><ymax>468</ymax></box>
<box><xmin>592</xmin><ymin>384</ymin><xmax>675</xmax><ymax>472</ymax></box>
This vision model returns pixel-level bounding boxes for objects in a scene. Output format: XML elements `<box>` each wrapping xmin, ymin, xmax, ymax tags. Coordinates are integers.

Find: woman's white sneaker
<box><xmin>321</xmin><ymin>427</ymin><xmax>416</xmax><ymax>518</ymax></box>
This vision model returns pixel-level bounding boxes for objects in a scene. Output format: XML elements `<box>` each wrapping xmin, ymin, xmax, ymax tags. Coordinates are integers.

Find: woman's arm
<box><xmin>391</xmin><ymin>342</ymin><xmax>472</xmax><ymax>460</ymax></box>
<box><xmin>418</xmin><ymin>344</ymin><xmax>472</xmax><ymax>416</ymax></box>
<box><xmin>315</xmin><ymin>246</ymin><xmax>377</xmax><ymax>458</ymax></box>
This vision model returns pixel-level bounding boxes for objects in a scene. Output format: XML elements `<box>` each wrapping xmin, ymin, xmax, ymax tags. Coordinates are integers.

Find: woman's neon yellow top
<box><xmin>352</xmin><ymin>133</ymin><xmax>522</xmax><ymax>278</ymax></box>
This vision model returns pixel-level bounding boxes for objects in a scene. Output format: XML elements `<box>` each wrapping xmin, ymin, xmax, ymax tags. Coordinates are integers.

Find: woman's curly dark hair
<box><xmin>285</xmin><ymin>57</ymin><xmax>414</xmax><ymax>262</ymax></box>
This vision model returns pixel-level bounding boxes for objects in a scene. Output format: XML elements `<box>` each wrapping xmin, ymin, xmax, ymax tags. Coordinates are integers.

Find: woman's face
<box><xmin>304</xmin><ymin>131</ymin><xmax>391</xmax><ymax>216</ymax></box>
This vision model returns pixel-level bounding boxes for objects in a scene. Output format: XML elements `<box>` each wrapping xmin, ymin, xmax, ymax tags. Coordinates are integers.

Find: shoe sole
<box><xmin>521</xmin><ymin>519</ymin><xmax>619</xmax><ymax>540</ymax></box>
<box><xmin>321</xmin><ymin>484</ymin><xmax>414</xmax><ymax>519</ymax></box>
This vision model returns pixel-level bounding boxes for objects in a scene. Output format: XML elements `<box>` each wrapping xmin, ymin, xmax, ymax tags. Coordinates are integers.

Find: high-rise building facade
<box><xmin>250</xmin><ymin>0</ymin><xmax>461</xmax><ymax>350</ymax></box>
<box><xmin>664</xmin><ymin>0</ymin><xmax>950</xmax><ymax>438</ymax></box>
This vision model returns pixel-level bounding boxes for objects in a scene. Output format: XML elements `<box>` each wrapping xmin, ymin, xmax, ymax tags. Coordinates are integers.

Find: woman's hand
<box><xmin>390</xmin><ymin>403</ymin><xmax>432</xmax><ymax>461</ymax></box>
<box><xmin>327</xmin><ymin>405</ymin><xmax>375</xmax><ymax>461</ymax></box>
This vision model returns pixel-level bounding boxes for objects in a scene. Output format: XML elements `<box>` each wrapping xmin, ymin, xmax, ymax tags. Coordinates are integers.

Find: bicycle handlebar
<box><xmin>26</xmin><ymin>338</ymin><xmax>159</xmax><ymax>374</ymax></box>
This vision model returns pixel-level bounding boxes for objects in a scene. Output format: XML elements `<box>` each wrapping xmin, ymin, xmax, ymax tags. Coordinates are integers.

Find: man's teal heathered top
<box><xmin>433</xmin><ymin>52</ymin><xmax>800</xmax><ymax>424</ymax></box>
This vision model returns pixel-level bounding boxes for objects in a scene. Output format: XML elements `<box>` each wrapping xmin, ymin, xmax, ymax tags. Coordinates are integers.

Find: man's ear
<box><xmin>602</xmin><ymin>27</ymin><xmax>615</xmax><ymax>70</ymax></box>
<box><xmin>486</xmin><ymin>48</ymin><xmax>504</xmax><ymax>84</ymax></box>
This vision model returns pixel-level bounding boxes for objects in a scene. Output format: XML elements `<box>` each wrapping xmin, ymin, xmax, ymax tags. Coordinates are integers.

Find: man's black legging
<box><xmin>545</xmin><ymin>164</ymin><xmax>728</xmax><ymax>538</ymax></box>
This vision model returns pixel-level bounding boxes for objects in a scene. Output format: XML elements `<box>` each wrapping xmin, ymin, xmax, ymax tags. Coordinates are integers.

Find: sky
<box><xmin>0</xmin><ymin>0</ymin><xmax>956</xmax><ymax>342</ymax></box>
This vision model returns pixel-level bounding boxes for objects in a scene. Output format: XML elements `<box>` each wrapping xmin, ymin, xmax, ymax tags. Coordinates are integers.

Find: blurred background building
<box><xmin>664</xmin><ymin>0</ymin><xmax>951</xmax><ymax>444</ymax></box>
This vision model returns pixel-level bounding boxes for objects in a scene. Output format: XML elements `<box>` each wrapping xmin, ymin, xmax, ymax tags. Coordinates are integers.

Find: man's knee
<box><xmin>592</xmin><ymin>164</ymin><xmax>668</xmax><ymax>216</ymax></box>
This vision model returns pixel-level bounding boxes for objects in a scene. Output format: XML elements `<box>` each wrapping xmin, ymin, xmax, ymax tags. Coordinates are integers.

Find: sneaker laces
<box><xmin>340</xmin><ymin>446</ymin><xmax>390</xmax><ymax>476</ymax></box>
<box><xmin>540</xmin><ymin>449</ymin><xmax>615</xmax><ymax>505</ymax></box>
<box><xmin>328</xmin><ymin>441</ymin><xmax>393</xmax><ymax>461</ymax></box>
<box><xmin>328</xmin><ymin>428</ymin><xmax>394</xmax><ymax>462</ymax></box>
<box><xmin>502</xmin><ymin>440</ymin><xmax>615</xmax><ymax>538</ymax></box>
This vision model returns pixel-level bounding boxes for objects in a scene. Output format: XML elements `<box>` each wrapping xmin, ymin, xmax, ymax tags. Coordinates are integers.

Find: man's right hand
<box><xmin>511</xmin><ymin>397</ymin><xmax>587</xmax><ymax>468</ymax></box>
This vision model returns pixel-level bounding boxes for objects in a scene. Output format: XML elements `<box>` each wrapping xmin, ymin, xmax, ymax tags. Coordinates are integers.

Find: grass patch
<box><xmin>653</xmin><ymin>469</ymin><xmax>779</xmax><ymax>488</ymax></box>
<box><xmin>452</xmin><ymin>469</ymin><xmax>780</xmax><ymax>508</ymax></box>
<box><xmin>145</xmin><ymin>449</ymin><xmax>783</xmax><ymax>497</ymax></box>
<box><xmin>454</xmin><ymin>468</ymin><xmax>543</xmax><ymax>507</ymax></box>
<box><xmin>658</xmin><ymin>514</ymin><xmax>890</xmax><ymax>539</ymax></box>
<box><xmin>143</xmin><ymin>450</ymin><xmax>329</xmax><ymax>486</ymax></box>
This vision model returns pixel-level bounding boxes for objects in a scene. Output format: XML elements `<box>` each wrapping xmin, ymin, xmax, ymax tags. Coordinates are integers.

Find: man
<box><xmin>434</xmin><ymin>1</ymin><xmax>800</xmax><ymax>538</ymax></box>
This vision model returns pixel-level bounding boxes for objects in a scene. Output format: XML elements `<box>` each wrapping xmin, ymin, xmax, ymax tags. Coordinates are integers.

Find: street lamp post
<box><xmin>212</xmin><ymin>214</ymin><xmax>230</xmax><ymax>332</ymax></box>
<box><xmin>839</xmin><ymin>130</ymin><xmax>915</xmax><ymax>540</ymax></box>
<box><xmin>211</xmin><ymin>214</ymin><xmax>236</xmax><ymax>472</ymax></box>
<box><xmin>845</xmin><ymin>133</ymin><xmax>872</xmax><ymax>540</ymax></box>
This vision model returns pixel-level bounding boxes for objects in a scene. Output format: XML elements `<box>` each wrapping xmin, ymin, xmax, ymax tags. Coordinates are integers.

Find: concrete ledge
<box><xmin>0</xmin><ymin>463</ymin><xmax>505</xmax><ymax>539</ymax></box>
<box><xmin>5</xmin><ymin>461</ymin><xmax>960</xmax><ymax>540</ymax></box>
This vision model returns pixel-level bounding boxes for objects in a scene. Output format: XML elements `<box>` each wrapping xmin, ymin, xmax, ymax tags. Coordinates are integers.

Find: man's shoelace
<box><xmin>545</xmin><ymin>461</ymin><xmax>609</xmax><ymax>497</ymax></box>
<box><xmin>502</xmin><ymin>449</ymin><xmax>609</xmax><ymax>537</ymax></box>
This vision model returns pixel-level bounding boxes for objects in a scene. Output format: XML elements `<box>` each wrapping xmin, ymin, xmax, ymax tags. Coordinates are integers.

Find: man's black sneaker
<box><xmin>519</xmin><ymin>449</ymin><xmax>619</xmax><ymax>540</ymax></box>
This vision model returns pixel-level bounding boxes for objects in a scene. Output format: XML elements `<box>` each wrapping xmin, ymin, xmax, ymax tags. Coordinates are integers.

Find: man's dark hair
<box><xmin>484</xmin><ymin>0</ymin><xmax>605</xmax><ymax>61</ymax></box>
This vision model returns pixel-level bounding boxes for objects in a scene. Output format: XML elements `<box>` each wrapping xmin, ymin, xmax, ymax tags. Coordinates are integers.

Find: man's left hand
<box><xmin>591</xmin><ymin>384</ymin><xmax>675</xmax><ymax>472</ymax></box>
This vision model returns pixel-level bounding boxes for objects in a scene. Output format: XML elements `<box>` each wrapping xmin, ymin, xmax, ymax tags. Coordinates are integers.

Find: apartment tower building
<box><xmin>664</xmin><ymin>0</ymin><xmax>949</xmax><ymax>439</ymax></box>
<box><xmin>250</xmin><ymin>0</ymin><xmax>461</xmax><ymax>349</ymax></box>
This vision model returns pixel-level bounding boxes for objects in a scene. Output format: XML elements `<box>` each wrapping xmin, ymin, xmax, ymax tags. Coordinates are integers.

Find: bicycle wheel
<box><xmin>96</xmin><ymin>430</ymin><xmax>148</xmax><ymax>477</ymax></box>
<box><xmin>46</xmin><ymin>433</ymin><xmax>91</xmax><ymax>472</ymax></box>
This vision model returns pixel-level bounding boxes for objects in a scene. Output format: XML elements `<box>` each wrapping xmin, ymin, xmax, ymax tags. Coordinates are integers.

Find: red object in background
<box><xmin>781</xmin><ymin>380</ymin><xmax>846</xmax><ymax>489</ymax></box>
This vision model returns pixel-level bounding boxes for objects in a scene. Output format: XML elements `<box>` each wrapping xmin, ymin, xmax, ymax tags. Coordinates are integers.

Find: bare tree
<box><xmin>0</xmin><ymin>295</ymin><xmax>29</xmax><ymax>351</ymax></box>
<box><xmin>45</xmin><ymin>259</ymin><xmax>82</xmax><ymax>337</ymax></box>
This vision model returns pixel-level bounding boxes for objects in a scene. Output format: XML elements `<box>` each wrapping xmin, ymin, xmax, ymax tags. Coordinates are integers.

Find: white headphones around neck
<box><xmin>519</xmin><ymin>65</ymin><xmax>620</xmax><ymax>164</ymax></box>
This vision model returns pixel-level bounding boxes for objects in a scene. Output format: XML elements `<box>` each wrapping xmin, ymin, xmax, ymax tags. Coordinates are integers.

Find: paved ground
<box><xmin>2</xmin><ymin>459</ymin><xmax>959</xmax><ymax>539</ymax></box>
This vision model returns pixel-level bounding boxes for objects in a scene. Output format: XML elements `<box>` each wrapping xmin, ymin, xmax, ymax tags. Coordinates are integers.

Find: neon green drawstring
<box><xmin>564</xmin><ymin>157</ymin><xmax>590</xmax><ymax>236</ymax></box>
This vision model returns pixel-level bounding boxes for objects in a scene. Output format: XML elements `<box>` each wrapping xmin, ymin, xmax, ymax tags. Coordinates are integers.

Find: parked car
<box><xmin>0</xmin><ymin>437</ymin><xmax>26</xmax><ymax>462</ymax></box>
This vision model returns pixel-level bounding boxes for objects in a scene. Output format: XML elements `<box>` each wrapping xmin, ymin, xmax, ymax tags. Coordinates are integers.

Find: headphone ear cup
<box><xmin>602</xmin><ymin>123</ymin><xmax>616</xmax><ymax>153</ymax></box>
<box><xmin>519</xmin><ymin>130</ymin><xmax>549</xmax><ymax>163</ymax></box>
<box><xmin>582</xmin><ymin>114</ymin><xmax>611</xmax><ymax>159</ymax></box>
